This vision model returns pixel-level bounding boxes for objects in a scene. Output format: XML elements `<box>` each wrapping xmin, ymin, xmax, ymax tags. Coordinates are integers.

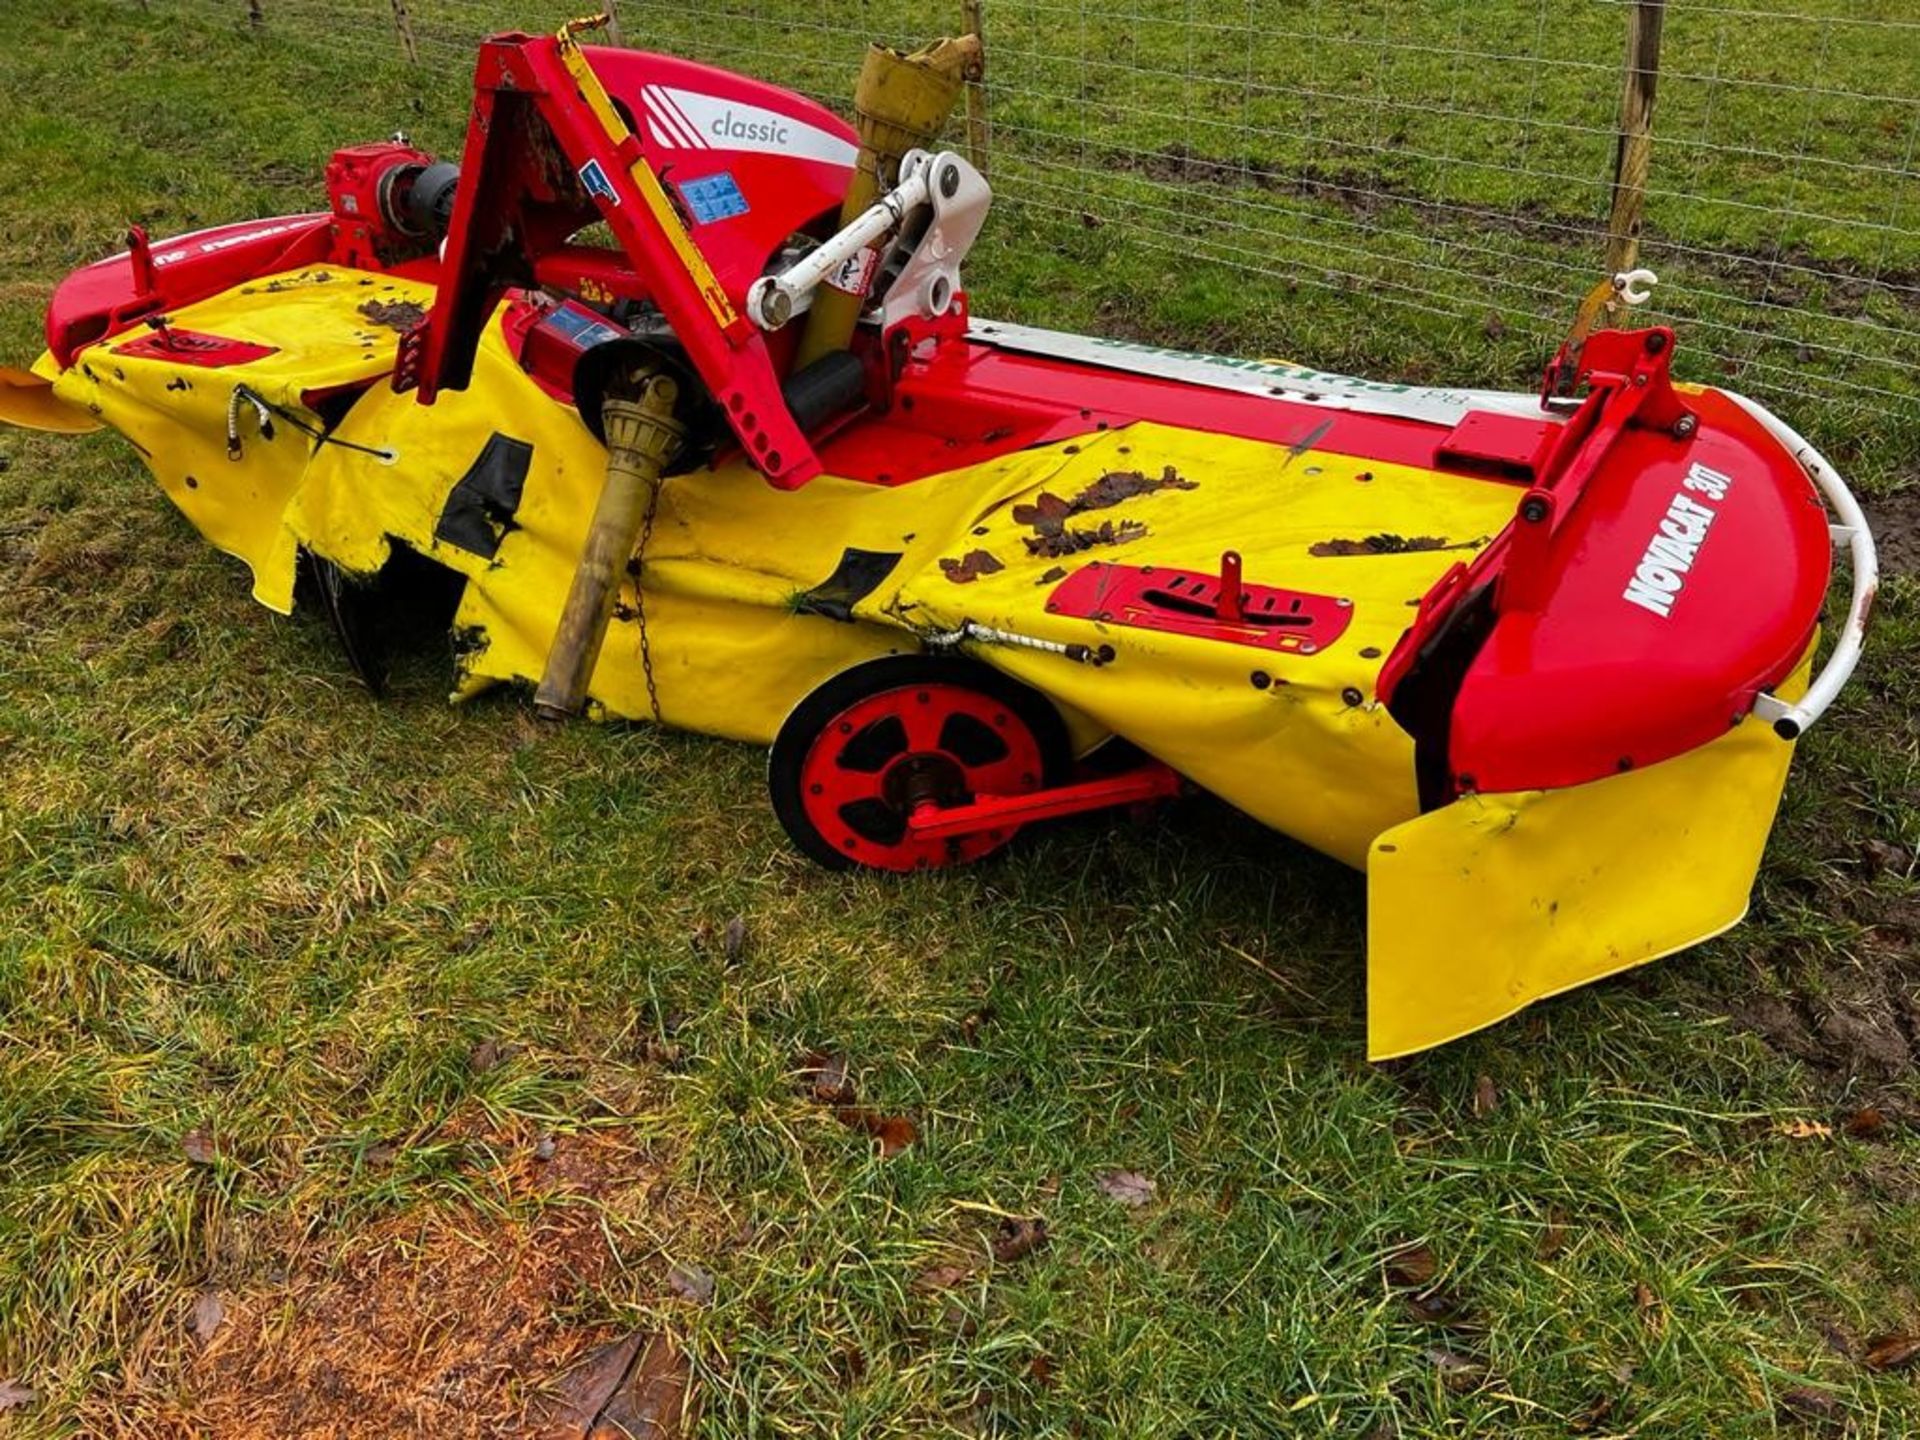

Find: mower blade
<box><xmin>1364</xmin><ymin>650</ymin><xmax>1813</xmax><ymax>1060</ymax></box>
<box><xmin>0</xmin><ymin>366</ymin><xmax>101</xmax><ymax>434</ymax></box>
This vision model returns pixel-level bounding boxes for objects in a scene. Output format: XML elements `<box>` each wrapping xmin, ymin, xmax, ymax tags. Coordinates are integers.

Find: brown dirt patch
<box><xmin>1864</xmin><ymin>489</ymin><xmax>1920</xmax><ymax>577</ymax></box>
<box><xmin>169</xmin><ymin>1131</ymin><xmax>670</xmax><ymax>1438</ymax></box>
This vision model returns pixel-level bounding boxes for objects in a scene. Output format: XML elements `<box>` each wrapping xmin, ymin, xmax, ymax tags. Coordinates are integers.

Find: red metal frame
<box><xmin>1045</xmin><ymin>556</ymin><xmax>1355</xmax><ymax>655</ymax></box>
<box><xmin>908</xmin><ymin>763</ymin><xmax>1182</xmax><ymax>841</ymax></box>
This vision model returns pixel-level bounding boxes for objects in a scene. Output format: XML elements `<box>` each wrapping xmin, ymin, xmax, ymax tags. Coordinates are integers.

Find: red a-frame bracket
<box><xmin>396</xmin><ymin>21</ymin><xmax>823</xmax><ymax>489</ymax></box>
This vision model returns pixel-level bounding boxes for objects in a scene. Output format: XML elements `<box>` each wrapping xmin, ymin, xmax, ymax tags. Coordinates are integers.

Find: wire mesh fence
<box><xmin>82</xmin><ymin>0</ymin><xmax>1920</xmax><ymax>440</ymax></box>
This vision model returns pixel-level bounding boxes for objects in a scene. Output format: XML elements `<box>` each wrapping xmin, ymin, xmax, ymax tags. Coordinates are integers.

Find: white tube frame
<box><xmin>1725</xmin><ymin>390</ymin><xmax>1878</xmax><ymax>740</ymax></box>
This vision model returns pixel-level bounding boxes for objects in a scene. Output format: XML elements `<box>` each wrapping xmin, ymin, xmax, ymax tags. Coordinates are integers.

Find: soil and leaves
<box><xmin>2</xmin><ymin>1</ymin><xmax>1919</xmax><ymax>1435</ymax></box>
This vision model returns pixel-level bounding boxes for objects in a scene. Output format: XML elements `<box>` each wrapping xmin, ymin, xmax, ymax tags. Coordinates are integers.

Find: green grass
<box><xmin>3</xmin><ymin>1</ymin><xmax>1920</xmax><ymax>1435</ymax></box>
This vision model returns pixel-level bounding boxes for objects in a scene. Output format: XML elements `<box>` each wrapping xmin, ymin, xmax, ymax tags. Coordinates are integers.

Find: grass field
<box><xmin>2</xmin><ymin>0</ymin><xmax>1919</xmax><ymax>1435</ymax></box>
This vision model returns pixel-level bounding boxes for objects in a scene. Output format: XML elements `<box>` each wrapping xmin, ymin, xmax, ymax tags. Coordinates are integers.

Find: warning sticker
<box><xmin>578</xmin><ymin>159</ymin><xmax>619</xmax><ymax>208</ymax></box>
<box><xmin>824</xmin><ymin>245</ymin><xmax>880</xmax><ymax>297</ymax></box>
<box><xmin>677</xmin><ymin>171</ymin><xmax>751</xmax><ymax>225</ymax></box>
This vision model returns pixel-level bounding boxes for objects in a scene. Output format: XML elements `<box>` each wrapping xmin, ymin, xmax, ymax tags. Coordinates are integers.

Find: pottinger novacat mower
<box><xmin>0</xmin><ymin>17</ymin><xmax>1877</xmax><ymax>1055</ymax></box>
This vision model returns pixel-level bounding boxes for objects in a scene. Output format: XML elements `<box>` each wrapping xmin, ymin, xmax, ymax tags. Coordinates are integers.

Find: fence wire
<box><xmin>90</xmin><ymin>0</ymin><xmax>1920</xmax><ymax>434</ymax></box>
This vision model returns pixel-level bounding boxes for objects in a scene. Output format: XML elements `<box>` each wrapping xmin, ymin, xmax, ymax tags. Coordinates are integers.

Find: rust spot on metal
<box><xmin>358</xmin><ymin>298</ymin><xmax>428</xmax><ymax>332</ymax></box>
<box><xmin>1309</xmin><ymin>534</ymin><xmax>1481</xmax><ymax>557</ymax></box>
<box><xmin>940</xmin><ymin>549</ymin><xmax>1005</xmax><ymax>584</ymax></box>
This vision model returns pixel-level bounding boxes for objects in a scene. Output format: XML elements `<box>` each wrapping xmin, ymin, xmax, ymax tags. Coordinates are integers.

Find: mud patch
<box><xmin>1864</xmin><ymin>489</ymin><xmax>1920</xmax><ymax>576</ymax></box>
<box><xmin>1309</xmin><ymin>533</ymin><xmax>1482</xmax><ymax>557</ymax></box>
<box><xmin>358</xmin><ymin>298</ymin><xmax>428</xmax><ymax>333</ymax></box>
<box><xmin>940</xmin><ymin>549</ymin><xmax>1004</xmax><ymax>584</ymax></box>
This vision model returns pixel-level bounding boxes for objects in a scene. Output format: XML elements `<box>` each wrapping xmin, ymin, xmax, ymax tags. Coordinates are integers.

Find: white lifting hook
<box><xmin>1613</xmin><ymin>267</ymin><xmax>1658</xmax><ymax>306</ymax></box>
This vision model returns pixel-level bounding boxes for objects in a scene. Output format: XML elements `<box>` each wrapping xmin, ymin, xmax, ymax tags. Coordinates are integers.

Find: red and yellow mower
<box><xmin>0</xmin><ymin>18</ymin><xmax>1876</xmax><ymax>1057</ymax></box>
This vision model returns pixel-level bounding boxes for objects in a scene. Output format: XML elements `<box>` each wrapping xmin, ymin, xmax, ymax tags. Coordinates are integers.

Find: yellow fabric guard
<box><xmin>1365</xmin><ymin>647</ymin><xmax>1814</xmax><ymax>1059</ymax></box>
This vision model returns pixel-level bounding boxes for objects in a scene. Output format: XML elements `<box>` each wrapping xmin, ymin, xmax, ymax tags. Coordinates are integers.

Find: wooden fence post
<box><xmin>603</xmin><ymin>0</ymin><xmax>626</xmax><ymax>48</ymax></box>
<box><xmin>961</xmin><ymin>0</ymin><xmax>990</xmax><ymax>176</ymax></box>
<box><xmin>389</xmin><ymin>0</ymin><xmax>419</xmax><ymax>63</ymax></box>
<box><xmin>1603</xmin><ymin>0</ymin><xmax>1666</xmax><ymax>284</ymax></box>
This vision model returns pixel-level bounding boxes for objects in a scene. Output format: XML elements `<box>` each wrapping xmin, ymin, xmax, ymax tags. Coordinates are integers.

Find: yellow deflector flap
<box><xmin>1365</xmin><ymin>654</ymin><xmax>1812</xmax><ymax>1060</ymax></box>
<box><xmin>0</xmin><ymin>365</ymin><xmax>100</xmax><ymax>434</ymax></box>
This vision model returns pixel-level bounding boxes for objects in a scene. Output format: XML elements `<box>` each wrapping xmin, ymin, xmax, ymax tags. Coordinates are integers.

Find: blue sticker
<box><xmin>677</xmin><ymin>171</ymin><xmax>751</xmax><ymax>225</ymax></box>
<box><xmin>540</xmin><ymin>304</ymin><xmax>624</xmax><ymax>351</ymax></box>
<box><xmin>578</xmin><ymin>159</ymin><xmax>619</xmax><ymax>207</ymax></box>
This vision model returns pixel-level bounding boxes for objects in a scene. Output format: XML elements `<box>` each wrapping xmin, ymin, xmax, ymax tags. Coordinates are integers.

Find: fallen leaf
<box><xmin>1864</xmin><ymin>1333</ymin><xmax>1920</xmax><ymax>1371</ymax></box>
<box><xmin>667</xmin><ymin>1262</ymin><xmax>715</xmax><ymax>1306</ymax></box>
<box><xmin>1778</xmin><ymin>1118</ymin><xmax>1834</xmax><ymax>1140</ymax></box>
<box><xmin>468</xmin><ymin>1037</ymin><xmax>520</xmax><ymax>1075</ymax></box>
<box><xmin>991</xmin><ymin>1216</ymin><xmax>1049</xmax><ymax>1263</ymax></box>
<box><xmin>363</xmin><ymin>1141</ymin><xmax>398</xmax><ymax>1167</ymax></box>
<box><xmin>1384</xmin><ymin>1242</ymin><xmax>1438</xmax><ymax>1289</ymax></box>
<box><xmin>721</xmin><ymin>915</ymin><xmax>748</xmax><ymax>966</ymax></box>
<box><xmin>1859</xmin><ymin>838</ymin><xmax>1912</xmax><ymax>878</ymax></box>
<box><xmin>1471</xmin><ymin>1073</ymin><xmax>1499</xmax><ymax>1117</ymax></box>
<box><xmin>0</xmin><ymin>1381</ymin><xmax>35</xmax><ymax>1411</ymax></box>
<box><xmin>914</xmin><ymin>1263</ymin><xmax>972</xmax><ymax>1293</ymax></box>
<box><xmin>189</xmin><ymin>1290</ymin><xmax>225</xmax><ymax>1345</ymax></box>
<box><xmin>1426</xmin><ymin>1346</ymin><xmax>1484</xmax><ymax>1392</ymax></box>
<box><xmin>1779</xmin><ymin>1386</ymin><xmax>1840</xmax><ymax>1422</ymax></box>
<box><xmin>1095</xmin><ymin>1170</ymin><xmax>1156</xmax><ymax>1207</ymax></box>
<box><xmin>835</xmin><ymin>1107</ymin><xmax>918</xmax><ymax>1157</ymax></box>
<box><xmin>181</xmin><ymin>1129</ymin><xmax>216</xmax><ymax>1166</ymax></box>
<box><xmin>795</xmin><ymin>1051</ymin><xmax>855</xmax><ymax>1107</ymax></box>
<box><xmin>1635</xmin><ymin>1282</ymin><xmax>1665</xmax><ymax>1334</ymax></box>
<box><xmin>1404</xmin><ymin>1287</ymin><xmax>1469</xmax><ymax>1325</ymax></box>
<box><xmin>1537</xmin><ymin>1212</ymin><xmax>1570</xmax><ymax>1261</ymax></box>
<box><xmin>1843</xmin><ymin>1108</ymin><xmax>1886</xmax><ymax>1139</ymax></box>
<box><xmin>1820</xmin><ymin>1321</ymin><xmax>1855</xmax><ymax>1358</ymax></box>
<box><xmin>530</xmin><ymin>1332</ymin><xmax>692</xmax><ymax>1438</ymax></box>
<box><xmin>1027</xmin><ymin>1353</ymin><xmax>1056</xmax><ymax>1388</ymax></box>
<box><xmin>1568</xmin><ymin>1393</ymin><xmax>1614</xmax><ymax>1433</ymax></box>
<box><xmin>533</xmin><ymin>1134</ymin><xmax>557</xmax><ymax>1162</ymax></box>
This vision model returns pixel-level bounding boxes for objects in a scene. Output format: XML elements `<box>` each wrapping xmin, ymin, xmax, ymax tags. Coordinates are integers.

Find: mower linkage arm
<box><xmin>746</xmin><ymin>150</ymin><xmax>982</xmax><ymax>332</ymax></box>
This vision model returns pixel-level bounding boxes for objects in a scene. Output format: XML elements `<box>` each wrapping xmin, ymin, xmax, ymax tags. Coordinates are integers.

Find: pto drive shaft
<box><xmin>534</xmin><ymin>374</ymin><xmax>684</xmax><ymax>720</ymax></box>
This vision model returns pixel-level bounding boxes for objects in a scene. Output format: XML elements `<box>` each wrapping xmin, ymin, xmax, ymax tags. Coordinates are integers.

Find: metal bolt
<box><xmin>1520</xmin><ymin>496</ymin><xmax>1550</xmax><ymax>523</ymax></box>
<box><xmin>1674</xmin><ymin>414</ymin><xmax>1698</xmax><ymax>439</ymax></box>
<box><xmin>1251</xmin><ymin>671</ymin><xmax>1272</xmax><ymax>690</ymax></box>
<box><xmin>940</xmin><ymin>163</ymin><xmax>961</xmax><ymax>198</ymax></box>
<box><xmin>1644</xmin><ymin>331</ymin><xmax>1668</xmax><ymax>355</ymax></box>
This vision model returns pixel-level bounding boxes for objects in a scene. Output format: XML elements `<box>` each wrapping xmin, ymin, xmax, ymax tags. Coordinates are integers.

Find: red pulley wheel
<box><xmin>769</xmin><ymin>657</ymin><xmax>1071</xmax><ymax>872</ymax></box>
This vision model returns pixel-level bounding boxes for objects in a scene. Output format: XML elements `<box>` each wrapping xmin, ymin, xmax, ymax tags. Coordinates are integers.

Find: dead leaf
<box><xmin>1864</xmin><ymin>1333</ymin><xmax>1920</xmax><ymax>1371</ymax></box>
<box><xmin>1568</xmin><ymin>1393</ymin><xmax>1614</xmax><ymax>1433</ymax></box>
<box><xmin>1635</xmin><ymin>1282</ymin><xmax>1665</xmax><ymax>1334</ymax></box>
<box><xmin>1779</xmin><ymin>1386</ymin><xmax>1840</xmax><ymax>1422</ymax></box>
<box><xmin>915</xmin><ymin>1263</ymin><xmax>973</xmax><ymax>1293</ymax></box>
<box><xmin>991</xmin><ymin>1216</ymin><xmax>1049</xmax><ymax>1263</ymax></box>
<box><xmin>834</xmin><ymin>1107</ymin><xmax>917</xmax><ymax>1157</ymax></box>
<box><xmin>533</xmin><ymin>1134</ymin><xmax>557</xmax><ymax>1162</ymax></box>
<box><xmin>1537</xmin><ymin>1212</ymin><xmax>1569</xmax><ymax>1261</ymax></box>
<box><xmin>1426</xmin><ymin>1346</ymin><xmax>1484</xmax><ymax>1392</ymax></box>
<box><xmin>0</xmin><ymin>1381</ymin><xmax>35</xmax><ymax>1411</ymax></box>
<box><xmin>181</xmin><ymin>1128</ymin><xmax>216</xmax><ymax>1166</ymax></box>
<box><xmin>1843</xmin><ymin>1108</ymin><xmax>1886</xmax><ymax>1139</ymax></box>
<box><xmin>468</xmin><ymin>1037</ymin><xmax>520</xmax><ymax>1075</ymax></box>
<box><xmin>1095</xmin><ymin>1170</ymin><xmax>1156</xmax><ymax>1207</ymax></box>
<box><xmin>189</xmin><ymin>1290</ymin><xmax>225</xmax><ymax>1346</ymax></box>
<box><xmin>939</xmin><ymin>549</ymin><xmax>1005</xmax><ymax>584</ymax></box>
<box><xmin>530</xmin><ymin>1332</ymin><xmax>692</xmax><ymax>1439</ymax></box>
<box><xmin>1404</xmin><ymin>1287</ymin><xmax>1469</xmax><ymax>1325</ymax></box>
<box><xmin>721</xmin><ymin>915</ymin><xmax>748</xmax><ymax>965</ymax></box>
<box><xmin>1820</xmin><ymin>1321</ymin><xmax>1855</xmax><ymax>1358</ymax></box>
<box><xmin>1027</xmin><ymin>1353</ymin><xmax>1056</xmax><ymax>1388</ymax></box>
<box><xmin>1859</xmin><ymin>838</ymin><xmax>1912</xmax><ymax>878</ymax></box>
<box><xmin>795</xmin><ymin>1051</ymin><xmax>856</xmax><ymax>1106</ymax></box>
<box><xmin>1471</xmin><ymin>1073</ymin><xmax>1498</xmax><ymax>1117</ymax></box>
<box><xmin>1384</xmin><ymin>1242</ymin><xmax>1437</xmax><ymax>1289</ymax></box>
<box><xmin>1778</xmin><ymin>1118</ymin><xmax>1834</xmax><ymax>1140</ymax></box>
<box><xmin>667</xmin><ymin>1262</ymin><xmax>715</xmax><ymax>1306</ymax></box>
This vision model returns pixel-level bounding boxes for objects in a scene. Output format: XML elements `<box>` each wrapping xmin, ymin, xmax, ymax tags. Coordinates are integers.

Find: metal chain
<box><xmin>633</xmin><ymin>475</ymin><xmax>664</xmax><ymax>725</ymax></box>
